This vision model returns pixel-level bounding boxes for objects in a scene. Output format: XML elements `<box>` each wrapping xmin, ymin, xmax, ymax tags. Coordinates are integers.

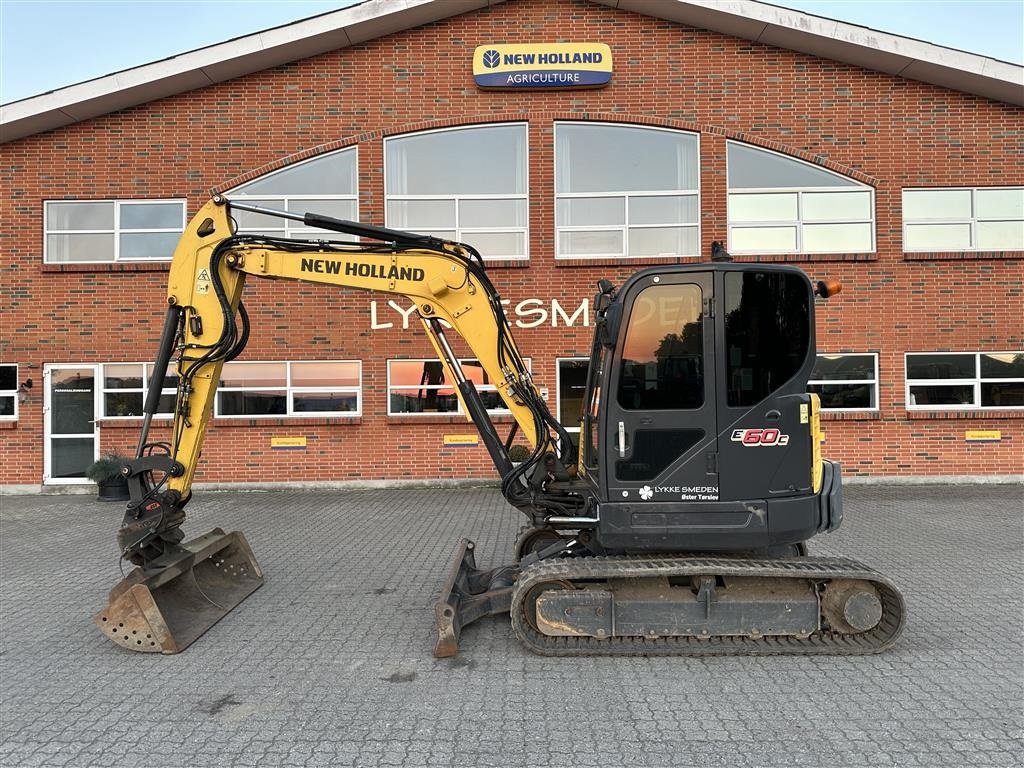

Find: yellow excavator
<box><xmin>95</xmin><ymin>197</ymin><xmax>906</xmax><ymax>657</ymax></box>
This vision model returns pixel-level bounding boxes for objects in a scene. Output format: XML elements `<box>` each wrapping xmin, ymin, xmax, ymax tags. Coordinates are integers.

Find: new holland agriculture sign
<box><xmin>473</xmin><ymin>43</ymin><xmax>613</xmax><ymax>89</ymax></box>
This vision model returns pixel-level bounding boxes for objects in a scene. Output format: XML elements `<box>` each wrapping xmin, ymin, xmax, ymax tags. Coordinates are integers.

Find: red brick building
<box><xmin>1</xmin><ymin>0</ymin><xmax>1022</xmax><ymax>491</ymax></box>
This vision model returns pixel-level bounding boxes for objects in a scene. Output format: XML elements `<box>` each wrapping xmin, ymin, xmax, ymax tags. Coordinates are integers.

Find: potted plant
<box><xmin>508</xmin><ymin>444</ymin><xmax>531</xmax><ymax>466</ymax></box>
<box><xmin>85</xmin><ymin>453</ymin><xmax>131</xmax><ymax>502</ymax></box>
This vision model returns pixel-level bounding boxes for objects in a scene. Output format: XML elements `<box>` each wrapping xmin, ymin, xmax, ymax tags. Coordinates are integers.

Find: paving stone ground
<box><xmin>1</xmin><ymin>484</ymin><xmax>1021</xmax><ymax>768</ymax></box>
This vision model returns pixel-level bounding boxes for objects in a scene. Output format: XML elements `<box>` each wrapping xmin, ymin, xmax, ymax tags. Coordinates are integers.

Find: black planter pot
<box><xmin>95</xmin><ymin>478</ymin><xmax>130</xmax><ymax>502</ymax></box>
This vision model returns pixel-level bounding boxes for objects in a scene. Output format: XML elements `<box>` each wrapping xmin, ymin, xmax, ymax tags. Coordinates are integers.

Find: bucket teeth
<box><xmin>94</xmin><ymin>529</ymin><xmax>263</xmax><ymax>654</ymax></box>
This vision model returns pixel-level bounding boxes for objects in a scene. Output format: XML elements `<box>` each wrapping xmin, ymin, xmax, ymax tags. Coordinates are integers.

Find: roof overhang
<box><xmin>2</xmin><ymin>0</ymin><xmax>1021</xmax><ymax>143</ymax></box>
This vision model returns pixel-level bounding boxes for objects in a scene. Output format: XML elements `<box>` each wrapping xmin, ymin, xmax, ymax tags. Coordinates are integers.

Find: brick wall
<box><xmin>1</xmin><ymin>0</ymin><xmax>1021</xmax><ymax>485</ymax></box>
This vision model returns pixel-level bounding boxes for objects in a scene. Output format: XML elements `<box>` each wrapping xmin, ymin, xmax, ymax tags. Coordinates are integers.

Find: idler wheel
<box><xmin>822</xmin><ymin>579</ymin><xmax>883</xmax><ymax>634</ymax></box>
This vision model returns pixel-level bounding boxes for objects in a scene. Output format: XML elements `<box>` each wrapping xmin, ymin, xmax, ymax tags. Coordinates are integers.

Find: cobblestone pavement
<box><xmin>1</xmin><ymin>484</ymin><xmax>1021</xmax><ymax>767</ymax></box>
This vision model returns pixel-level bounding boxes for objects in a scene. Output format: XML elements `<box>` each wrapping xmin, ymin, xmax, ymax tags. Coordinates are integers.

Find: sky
<box><xmin>0</xmin><ymin>0</ymin><xmax>1021</xmax><ymax>104</ymax></box>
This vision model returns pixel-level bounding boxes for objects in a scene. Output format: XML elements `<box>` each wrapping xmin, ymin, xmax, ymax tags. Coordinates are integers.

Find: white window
<box><xmin>385</xmin><ymin>124</ymin><xmax>528</xmax><ymax>259</ymax></box>
<box><xmin>44</xmin><ymin>200</ymin><xmax>186</xmax><ymax>263</ymax></box>
<box><xmin>808</xmin><ymin>354</ymin><xmax>878</xmax><ymax>411</ymax></box>
<box><xmin>556</xmin><ymin>358</ymin><xmax>590</xmax><ymax>448</ymax></box>
<box><xmin>230</xmin><ymin>147</ymin><xmax>359</xmax><ymax>237</ymax></box>
<box><xmin>387</xmin><ymin>358</ymin><xmax>530</xmax><ymax>416</ymax></box>
<box><xmin>903</xmin><ymin>187</ymin><xmax>1024</xmax><ymax>252</ymax></box>
<box><xmin>101</xmin><ymin>363</ymin><xmax>178</xmax><ymax>418</ymax></box>
<box><xmin>906</xmin><ymin>352</ymin><xmax>1024</xmax><ymax>410</ymax></box>
<box><xmin>215</xmin><ymin>361</ymin><xmax>361</xmax><ymax>417</ymax></box>
<box><xmin>727</xmin><ymin>142</ymin><xmax>874</xmax><ymax>254</ymax></box>
<box><xmin>556</xmin><ymin>123</ymin><xmax>699</xmax><ymax>259</ymax></box>
<box><xmin>0</xmin><ymin>364</ymin><xmax>17</xmax><ymax>420</ymax></box>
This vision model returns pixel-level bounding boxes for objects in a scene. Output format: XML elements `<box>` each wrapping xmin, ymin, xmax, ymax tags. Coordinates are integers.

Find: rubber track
<box><xmin>510</xmin><ymin>555</ymin><xmax>906</xmax><ymax>657</ymax></box>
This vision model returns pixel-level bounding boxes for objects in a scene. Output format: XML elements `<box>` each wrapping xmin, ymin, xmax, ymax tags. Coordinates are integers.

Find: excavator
<box><xmin>95</xmin><ymin>196</ymin><xmax>906</xmax><ymax>657</ymax></box>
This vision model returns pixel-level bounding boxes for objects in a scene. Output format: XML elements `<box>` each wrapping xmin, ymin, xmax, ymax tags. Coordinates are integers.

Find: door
<box><xmin>604</xmin><ymin>273</ymin><xmax>718</xmax><ymax>503</ymax></box>
<box><xmin>44</xmin><ymin>365</ymin><xmax>99</xmax><ymax>484</ymax></box>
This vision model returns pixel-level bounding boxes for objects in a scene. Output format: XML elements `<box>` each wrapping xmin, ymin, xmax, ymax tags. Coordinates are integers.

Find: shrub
<box><xmin>508</xmin><ymin>444</ymin><xmax>531</xmax><ymax>463</ymax></box>
<box><xmin>85</xmin><ymin>454</ymin><xmax>130</xmax><ymax>483</ymax></box>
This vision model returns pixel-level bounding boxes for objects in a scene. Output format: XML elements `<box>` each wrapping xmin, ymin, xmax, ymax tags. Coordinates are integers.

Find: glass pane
<box><xmin>293</xmin><ymin>392</ymin><xmax>359</xmax><ymax>413</ymax></box>
<box><xmin>729</xmin><ymin>226</ymin><xmax>796</xmax><ymax>252</ymax></box>
<box><xmin>558</xmin><ymin>360</ymin><xmax>590</xmax><ymax>425</ymax></box>
<box><xmin>47</xmin><ymin>233</ymin><xmax>115</xmax><ymax>262</ymax></box>
<box><xmin>975</xmin><ymin>188</ymin><xmax>1024</xmax><ymax>219</ymax></box>
<box><xmin>630</xmin><ymin>195</ymin><xmax>698</xmax><ymax>225</ymax></box>
<box><xmin>458</xmin><ymin>199</ymin><xmax>526</xmax><ymax>228</ymax></box>
<box><xmin>51</xmin><ymin>368</ymin><xmax>95</xmax><ymax>434</ymax></box>
<box><xmin>728</xmin><ymin>193</ymin><xmax>798</xmax><ymax>222</ymax></box>
<box><xmin>146</xmin><ymin>365</ymin><xmax>179</xmax><ymax>390</ymax></box>
<box><xmin>287</xmin><ymin>198</ymin><xmax>356</xmax><ymax>222</ymax></box>
<box><xmin>909</xmin><ymin>384</ymin><xmax>974</xmax><ymax>407</ymax></box>
<box><xmin>104</xmin><ymin>364</ymin><xmax>144</xmax><ymax>389</ymax></box>
<box><xmin>47</xmin><ymin>201</ymin><xmax>113</xmax><ymax>230</ymax></box>
<box><xmin>389</xmin><ymin>388</ymin><xmax>460</xmax><ymax>413</ymax></box>
<box><xmin>104</xmin><ymin>392</ymin><xmax>144</xmax><ymax>417</ymax></box>
<box><xmin>50</xmin><ymin>438</ymin><xmax>94</xmax><ymax>478</ymax></box>
<box><xmin>556</xmin><ymin>197</ymin><xmax>624</xmax><ymax>227</ymax></box>
<box><xmin>802</xmin><ymin>191</ymin><xmax>872</xmax><ymax>222</ymax></box>
<box><xmin>557</xmin><ymin>124</ymin><xmax>698</xmax><ymax>193</ymax></box>
<box><xmin>464</xmin><ymin>231</ymin><xmax>525</xmax><ymax>258</ymax></box>
<box><xmin>618</xmin><ymin>284</ymin><xmax>704</xmax><ymax>410</ymax></box>
<box><xmin>0</xmin><ymin>396</ymin><xmax>13</xmax><ymax>417</ymax></box>
<box><xmin>156</xmin><ymin>393</ymin><xmax>177</xmax><ymax>414</ymax></box>
<box><xmin>982</xmin><ymin>382</ymin><xmax>1024</xmax><ymax>407</ymax></box>
<box><xmin>232</xmin><ymin>200</ymin><xmax>285</xmax><ymax>231</ymax></box>
<box><xmin>903</xmin><ymin>189</ymin><xmax>972</xmax><ymax>220</ymax></box>
<box><xmin>615</xmin><ymin>429</ymin><xmax>704</xmax><ymax>481</ymax></box>
<box><xmin>119</xmin><ymin>232</ymin><xmax>180</xmax><ymax>260</ymax></box>
<box><xmin>628</xmin><ymin>226</ymin><xmax>697</xmax><ymax>257</ymax></box>
<box><xmin>235</xmin><ymin>149</ymin><xmax>357</xmax><ymax>196</ymax></box>
<box><xmin>980</xmin><ymin>353</ymin><xmax>1024</xmax><ymax>378</ymax></box>
<box><xmin>478</xmin><ymin>389</ymin><xmax>510</xmax><ymax>412</ymax></box>
<box><xmin>220</xmin><ymin>362</ymin><xmax>287</xmax><ymax>388</ymax></box>
<box><xmin>0</xmin><ymin>365</ymin><xmax>16</xmax><ymax>390</ymax></box>
<box><xmin>559</xmin><ymin>230</ymin><xmax>623</xmax><ymax>256</ymax></box>
<box><xmin>387</xmin><ymin>199</ymin><xmax>456</xmax><ymax>228</ymax></box>
<box><xmin>415</xmin><ymin>229</ymin><xmax>457</xmax><ymax>242</ymax></box>
<box><xmin>725</xmin><ymin>271</ymin><xmax>811</xmax><ymax>408</ymax></box>
<box><xmin>976</xmin><ymin>221</ymin><xmax>1024</xmax><ymax>250</ymax></box>
<box><xmin>727</xmin><ymin>143</ymin><xmax>858</xmax><ymax>188</ymax></box>
<box><xmin>802</xmin><ymin>223</ymin><xmax>872</xmax><ymax>253</ymax></box>
<box><xmin>218</xmin><ymin>390</ymin><xmax>287</xmax><ymax>416</ymax></box>
<box><xmin>807</xmin><ymin>383</ymin><xmax>874</xmax><ymax>409</ymax></box>
<box><xmin>386</xmin><ymin>125</ymin><xmax>526</xmax><ymax>195</ymax></box>
<box><xmin>119</xmin><ymin>202</ymin><xmax>182</xmax><ymax>229</ymax></box>
<box><xmin>906</xmin><ymin>354</ymin><xmax>975</xmax><ymax>380</ymax></box>
<box><xmin>291</xmin><ymin>361</ymin><xmax>360</xmax><ymax>388</ymax></box>
<box><xmin>904</xmin><ymin>223</ymin><xmax>972</xmax><ymax>251</ymax></box>
<box><xmin>390</xmin><ymin>360</ymin><xmax>447</xmax><ymax>388</ymax></box>
<box><xmin>811</xmin><ymin>355</ymin><xmax>875</xmax><ymax>381</ymax></box>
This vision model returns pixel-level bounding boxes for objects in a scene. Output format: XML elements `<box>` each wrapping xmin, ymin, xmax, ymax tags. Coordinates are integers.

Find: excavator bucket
<box><xmin>94</xmin><ymin>528</ymin><xmax>262</xmax><ymax>654</ymax></box>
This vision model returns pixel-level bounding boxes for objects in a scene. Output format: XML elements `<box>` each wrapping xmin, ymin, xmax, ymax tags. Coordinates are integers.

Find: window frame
<box><xmin>0</xmin><ymin>363</ymin><xmax>18</xmax><ymax>421</ymax></box>
<box><xmin>726</xmin><ymin>142</ymin><xmax>876</xmax><ymax>255</ymax></box>
<box><xmin>228</xmin><ymin>146</ymin><xmax>360</xmax><ymax>238</ymax></box>
<box><xmin>99</xmin><ymin>362</ymin><xmax>178</xmax><ymax>420</ymax></box>
<box><xmin>383</xmin><ymin>123</ymin><xmax>529</xmax><ymax>261</ymax></box>
<box><xmin>807</xmin><ymin>353</ymin><xmax>879</xmax><ymax>413</ymax></box>
<box><xmin>902</xmin><ymin>186</ymin><xmax>1024</xmax><ymax>252</ymax></box>
<box><xmin>387</xmin><ymin>357</ymin><xmax>531</xmax><ymax>417</ymax></box>
<box><xmin>214</xmin><ymin>360</ymin><xmax>363</xmax><ymax>419</ymax></box>
<box><xmin>43</xmin><ymin>199</ymin><xmax>187</xmax><ymax>264</ymax></box>
<box><xmin>905</xmin><ymin>352</ymin><xmax>1024</xmax><ymax>411</ymax></box>
<box><xmin>554</xmin><ymin>122</ymin><xmax>701</xmax><ymax>260</ymax></box>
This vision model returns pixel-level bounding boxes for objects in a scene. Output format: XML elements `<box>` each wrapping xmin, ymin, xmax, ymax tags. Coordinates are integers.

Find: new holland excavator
<box><xmin>95</xmin><ymin>196</ymin><xmax>906</xmax><ymax>657</ymax></box>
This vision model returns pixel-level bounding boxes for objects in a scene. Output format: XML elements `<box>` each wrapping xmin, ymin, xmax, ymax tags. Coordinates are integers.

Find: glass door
<box><xmin>44</xmin><ymin>365</ymin><xmax>99</xmax><ymax>484</ymax></box>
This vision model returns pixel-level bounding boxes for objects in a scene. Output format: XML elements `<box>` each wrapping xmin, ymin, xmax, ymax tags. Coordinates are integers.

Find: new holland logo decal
<box><xmin>473</xmin><ymin>43</ymin><xmax>613</xmax><ymax>89</ymax></box>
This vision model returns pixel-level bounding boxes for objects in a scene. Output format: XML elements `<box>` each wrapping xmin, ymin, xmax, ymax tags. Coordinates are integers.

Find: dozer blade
<box><xmin>94</xmin><ymin>528</ymin><xmax>262</xmax><ymax>654</ymax></box>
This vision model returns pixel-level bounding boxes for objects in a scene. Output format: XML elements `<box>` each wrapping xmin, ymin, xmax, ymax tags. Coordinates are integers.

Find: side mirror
<box><xmin>600</xmin><ymin>302</ymin><xmax>622</xmax><ymax>348</ymax></box>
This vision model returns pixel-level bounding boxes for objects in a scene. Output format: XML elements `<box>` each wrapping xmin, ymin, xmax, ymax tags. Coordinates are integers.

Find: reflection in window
<box><xmin>388</xmin><ymin>358</ymin><xmax>530</xmax><ymax>415</ymax></box>
<box><xmin>618</xmin><ymin>284</ymin><xmax>703</xmax><ymax>410</ymax></box>
<box><xmin>727</xmin><ymin>142</ymin><xmax>874</xmax><ymax>254</ymax></box>
<box><xmin>906</xmin><ymin>352</ymin><xmax>1024</xmax><ymax>409</ymax></box>
<box><xmin>45</xmin><ymin>200</ymin><xmax>185</xmax><ymax>263</ymax></box>
<box><xmin>808</xmin><ymin>354</ymin><xmax>879</xmax><ymax>411</ymax></box>
<box><xmin>101</xmin><ymin>363</ymin><xmax>178</xmax><ymax>418</ymax></box>
<box><xmin>556</xmin><ymin>123</ymin><xmax>699</xmax><ymax>258</ymax></box>
<box><xmin>385</xmin><ymin>125</ymin><xmax>528</xmax><ymax>259</ymax></box>
<box><xmin>216</xmin><ymin>361</ymin><xmax>361</xmax><ymax>417</ymax></box>
<box><xmin>903</xmin><ymin>187</ymin><xmax>1023</xmax><ymax>252</ymax></box>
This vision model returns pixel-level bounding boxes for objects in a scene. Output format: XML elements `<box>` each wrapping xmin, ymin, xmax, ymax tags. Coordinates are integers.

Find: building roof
<box><xmin>2</xmin><ymin>0</ymin><xmax>1022</xmax><ymax>142</ymax></box>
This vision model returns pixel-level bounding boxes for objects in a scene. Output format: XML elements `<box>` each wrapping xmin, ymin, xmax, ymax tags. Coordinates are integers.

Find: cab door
<box><xmin>604</xmin><ymin>272</ymin><xmax>718</xmax><ymax>503</ymax></box>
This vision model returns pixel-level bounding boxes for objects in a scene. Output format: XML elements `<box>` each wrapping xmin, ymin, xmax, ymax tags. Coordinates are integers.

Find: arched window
<box><xmin>384</xmin><ymin>124</ymin><xmax>528</xmax><ymax>260</ymax></box>
<box><xmin>727</xmin><ymin>142</ymin><xmax>874</xmax><ymax>254</ymax></box>
<box><xmin>556</xmin><ymin>123</ymin><xmax>700</xmax><ymax>259</ymax></box>
<box><xmin>229</xmin><ymin>147</ymin><xmax>358</xmax><ymax>237</ymax></box>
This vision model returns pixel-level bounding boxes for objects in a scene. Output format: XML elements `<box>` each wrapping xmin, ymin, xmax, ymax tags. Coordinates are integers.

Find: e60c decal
<box><xmin>731</xmin><ymin>428</ymin><xmax>790</xmax><ymax>447</ymax></box>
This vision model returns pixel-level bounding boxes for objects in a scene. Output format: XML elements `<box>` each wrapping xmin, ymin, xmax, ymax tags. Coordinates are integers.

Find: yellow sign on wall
<box><xmin>965</xmin><ymin>430</ymin><xmax>1001</xmax><ymax>443</ymax></box>
<box><xmin>271</xmin><ymin>436</ymin><xmax>307</xmax><ymax>450</ymax></box>
<box><xmin>444</xmin><ymin>434</ymin><xmax>479</xmax><ymax>447</ymax></box>
<box><xmin>473</xmin><ymin>43</ymin><xmax>613</xmax><ymax>89</ymax></box>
